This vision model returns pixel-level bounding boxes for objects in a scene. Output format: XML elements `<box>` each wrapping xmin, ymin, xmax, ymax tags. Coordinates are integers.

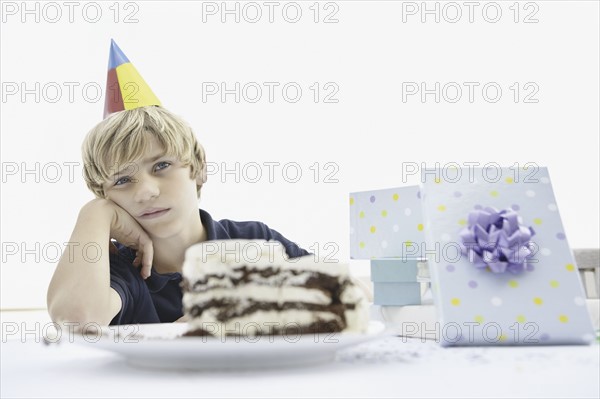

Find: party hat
<box><xmin>103</xmin><ymin>39</ymin><xmax>161</xmax><ymax>118</ymax></box>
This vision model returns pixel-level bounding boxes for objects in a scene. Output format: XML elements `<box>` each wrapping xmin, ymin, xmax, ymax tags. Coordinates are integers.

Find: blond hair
<box><xmin>81</xmin><ymin>106</ymin><xmax>206</xmax><ymax>199</ymax></box>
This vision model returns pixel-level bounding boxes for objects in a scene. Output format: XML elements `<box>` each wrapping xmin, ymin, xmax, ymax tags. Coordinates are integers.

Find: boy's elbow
<box><xmin>47</xmin><ymin>285</ymin><xmax>120</xmax><ymax>327</ymax></box>
<box><xmin>47</xmin><ymin>300</ymin><xmax>114</xmax><ymax>327</ymax></box>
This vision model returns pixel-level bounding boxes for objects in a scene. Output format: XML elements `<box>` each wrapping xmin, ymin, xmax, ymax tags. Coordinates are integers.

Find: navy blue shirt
<box><xmin>109</xmin><ymin>209</ymin><xmax>309</xmax><ymax>325</ymax></box>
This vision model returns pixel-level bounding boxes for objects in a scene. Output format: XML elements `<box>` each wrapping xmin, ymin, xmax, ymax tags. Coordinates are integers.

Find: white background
<box><xmin>1</xmin><ymin>0</ymin><xmax>598</xmax><ymax>309</ymax></box>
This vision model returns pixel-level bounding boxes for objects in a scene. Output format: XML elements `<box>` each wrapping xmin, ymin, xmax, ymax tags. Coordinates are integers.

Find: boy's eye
<box><xmin>155</xmin><ymin>161</ymin><xmax>171</xmax><ymax>171</ymax></box>
<box><xmin>114</xmin><ymin>176</ymin><xmax>133</xmax><ymax>186</ymax></box>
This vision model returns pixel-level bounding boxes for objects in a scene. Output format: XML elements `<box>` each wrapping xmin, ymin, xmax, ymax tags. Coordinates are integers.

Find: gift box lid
<box><xmin>370</xmin><ymin>258</ymin><xmax>427</xmax><ymax>282</ymax></box>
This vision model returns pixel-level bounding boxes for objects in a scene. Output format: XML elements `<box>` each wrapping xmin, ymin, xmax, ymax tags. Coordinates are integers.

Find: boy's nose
<box><xmin>134</xmin><ymin>177</ymin><xmax>160</xmax><ymax>202</ymax></box>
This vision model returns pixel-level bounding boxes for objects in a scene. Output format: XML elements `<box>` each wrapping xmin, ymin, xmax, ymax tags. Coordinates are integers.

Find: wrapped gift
<box><xmin>421</xmin><ymin>167</ymin><xmax>594</xmax><ymax>346</ymax></box>
<box><xmin>350</xmin><ymin>186</ymin><xmax>425</xmax><ymax>259</ymax></box>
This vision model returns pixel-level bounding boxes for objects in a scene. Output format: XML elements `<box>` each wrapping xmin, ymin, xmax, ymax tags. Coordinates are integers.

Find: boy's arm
<box><xmin>47</xmin><ymin>199</ymin><xmax>153</xmax><ymax>326</ymax></box>
<box><xmin>218</xmin><ymin>218</ymin><xmax>310</xmax><ymax>258</ymax></box>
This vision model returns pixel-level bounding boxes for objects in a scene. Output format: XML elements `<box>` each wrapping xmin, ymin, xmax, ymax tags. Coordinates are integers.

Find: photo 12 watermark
<box><xmin>201</xmin><ymin>81</ymin><xmax>340</xmax><ymax>104</ymax></box>
<box><xmin>400</xmin><ymin>162</ymin><xmax>542</xmax><ymax>184</ymax></box>
<box><xmin>206</xmin><ymin>161</ymin><xmax>340</xmax><ymax>184</ymax></box>
<box><xmin>2</xmin><ymin>322</ymin><xmax>140</xmax><ymax>344</ymax></box>
<box><xmin>384</xmin><ymin>240</ymin><xmax>542</xmax><ymax>265</ymax></box>
<box><xmin>401</xmin><ymin>82</ymin><xmax>540</xmax><ymax>104</ymax></box>
<box><xmin>400</xmin><ymin>1</ymin><xmax>539</xmax><ymax>24</ymax></box>
<box><xmin>200</xmin><ymin>1</ymin><xmax>340</xmax><ymax>23</ymax></box>
<box><xmin>397</xmin><ymin>321</ymin><xmax>543</xmax><ymax>344</ymax></box>
<box><xmin>188</xmin><ymin>321</ymin><xmax>343</xmax><ymax>343</ymax></box>
<box><xmin>1</xmin><ymin>1</ymin><xmax>140</xmax><ymax>24</ymax></box>
<box><xmin>189</xmin><ymin>240</ymin><xmax>341</xmax><ymax>264</ymax></box>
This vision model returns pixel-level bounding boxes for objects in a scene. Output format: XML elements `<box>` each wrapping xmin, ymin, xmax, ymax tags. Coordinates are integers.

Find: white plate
<box><xmin>71</xmin><ymin>321</ymin><xmax>389</xmax><ymax>370</ymax></box>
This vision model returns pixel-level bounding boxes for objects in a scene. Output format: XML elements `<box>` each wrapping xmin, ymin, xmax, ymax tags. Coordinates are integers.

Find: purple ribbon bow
<box><xmin>459</xmin><ymin>207</ymin><xmax>536</xmax><ymax>274</ymax></box>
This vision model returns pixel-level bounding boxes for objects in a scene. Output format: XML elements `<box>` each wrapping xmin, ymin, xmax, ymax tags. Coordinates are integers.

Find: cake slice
<box><xmin>181</xmin><ymin>239</ymin><xmax>368</xmax><ymax>337</ymax></box>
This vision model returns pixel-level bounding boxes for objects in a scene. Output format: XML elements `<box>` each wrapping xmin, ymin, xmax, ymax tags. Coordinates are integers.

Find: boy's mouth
<box><xmin>140</xmin><ymin>208</ymin><xmax>170</xmax><ymax>218</ymax></box>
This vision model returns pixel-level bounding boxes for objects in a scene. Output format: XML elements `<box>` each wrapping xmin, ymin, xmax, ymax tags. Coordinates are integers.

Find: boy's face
<box><xmin>102</xmin><ymin>134</ymin><xmax>204</xmax><ymax>238</ymax></box>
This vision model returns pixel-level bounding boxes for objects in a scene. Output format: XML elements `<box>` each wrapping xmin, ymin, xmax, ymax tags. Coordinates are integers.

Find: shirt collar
<box><xmin>200</xmin><ymin>208</ymin><xmax>231</xmax><ymax>240</ymax></box>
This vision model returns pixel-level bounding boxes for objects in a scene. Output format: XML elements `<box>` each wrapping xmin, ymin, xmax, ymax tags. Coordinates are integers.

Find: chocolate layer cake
<box><xmin>182</xmin><ymin>240</ymin><xmax>368</xmax><ymax>337</ymax></box>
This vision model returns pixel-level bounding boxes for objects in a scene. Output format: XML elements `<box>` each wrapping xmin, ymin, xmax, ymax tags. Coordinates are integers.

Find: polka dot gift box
<box><xmin>421</xmin><ymin>167</ymin><xmax>594</xmax><ymax>346</ymax></box>
<box><xmin>349</xmin><ymin>186</ymin><xmax>426</xmax><ymax>259</ymax></box>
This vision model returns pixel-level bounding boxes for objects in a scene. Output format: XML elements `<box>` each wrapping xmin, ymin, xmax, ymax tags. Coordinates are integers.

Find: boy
<box><xmin>47</xmin><ymin>41</ymin><xmax>309</xmax><ymax>326</ymax></box>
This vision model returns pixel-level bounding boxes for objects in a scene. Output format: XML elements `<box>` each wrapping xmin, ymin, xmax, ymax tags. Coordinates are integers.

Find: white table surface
<box><xmin>2</xmin><ymin>311</ymin><xmax>599</xmax><ymax>399</ymax></box>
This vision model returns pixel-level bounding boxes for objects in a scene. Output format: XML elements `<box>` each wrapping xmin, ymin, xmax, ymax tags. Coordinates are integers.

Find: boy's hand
<box><xmin>83</xmin><ymin>199</ymin><xmax>154</xmax><ymax>279</ymax></box>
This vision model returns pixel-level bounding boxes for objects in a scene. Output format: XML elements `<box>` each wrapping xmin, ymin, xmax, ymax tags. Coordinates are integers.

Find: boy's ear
<box><xmin>196</xmin><ymin>163</ymin><xmax>207</xmax><ymax>185</ymax></box>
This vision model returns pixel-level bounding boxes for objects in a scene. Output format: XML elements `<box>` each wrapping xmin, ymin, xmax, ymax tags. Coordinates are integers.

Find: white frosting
<box><xmin>245</xmin><ymin>270</ymin><xmax>313</xmax><ymax>286</ymax></box>
<box><xmin>183</xmin><ymin>239</ymin><xmax>349</xmax><ymax>282</ymax></box>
